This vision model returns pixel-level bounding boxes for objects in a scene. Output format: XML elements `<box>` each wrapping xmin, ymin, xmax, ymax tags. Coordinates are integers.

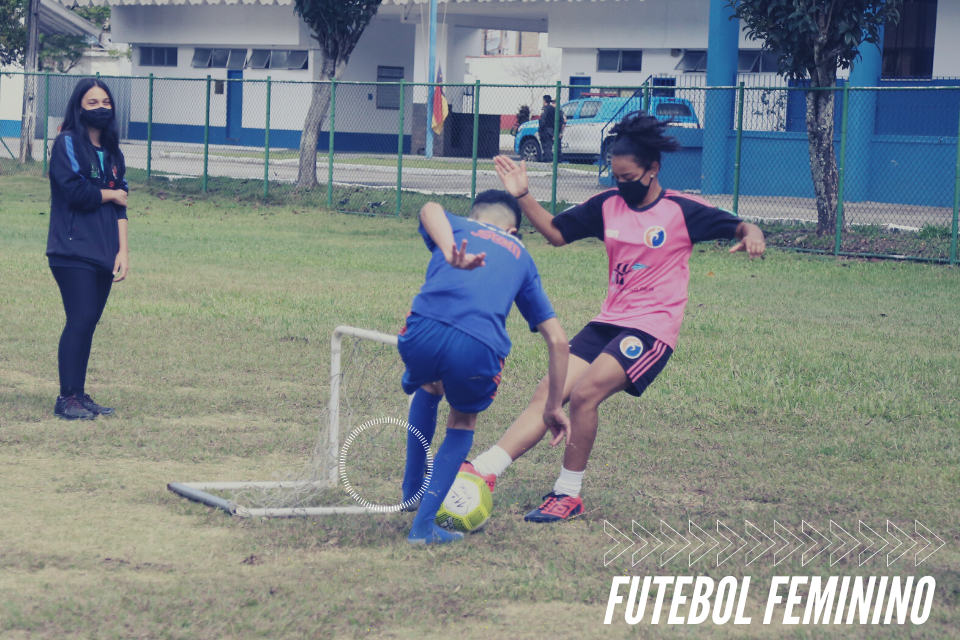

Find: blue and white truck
<box><xmin>513</xmin><ymin>94</ymin><xmax>699</xmax><ymax>165</ymax></box>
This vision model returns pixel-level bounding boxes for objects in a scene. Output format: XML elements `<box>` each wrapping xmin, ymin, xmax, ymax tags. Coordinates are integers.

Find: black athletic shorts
<box><xmin>568</xmin><ymin>322</ymin><xmax>673</xmax><ymax>398</ymax></box>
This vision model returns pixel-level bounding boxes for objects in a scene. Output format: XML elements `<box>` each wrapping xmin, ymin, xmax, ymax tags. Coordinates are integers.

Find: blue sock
<box><xmin>401</xmin><ymin>388</ymin><xmax>442</xmax><ymax>502</ymax></box>
<box><xmin>409</xmin><ymin>428</ymin><xmax>474</xmax><ymax>539</ymax></box>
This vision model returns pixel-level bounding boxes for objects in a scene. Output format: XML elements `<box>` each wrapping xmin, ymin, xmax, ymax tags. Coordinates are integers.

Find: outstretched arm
<box><xmin>729</xmin><ymin>222</ymin><xmax>766</xmax><ymax>258</ymax></box>
<box><xmin>493</xmin><ymin>156</ymin><xmax>567</xmax><ymax>247</ymax></box>
<box><xmin>536</xmin><ymin>317</ymin><xmax>571</xmax><ymax>446</ymax></box>
<box><xmin>419</xmin><ymin>202</ymin><xmax>487</xmax><ymax>270</ymax></box>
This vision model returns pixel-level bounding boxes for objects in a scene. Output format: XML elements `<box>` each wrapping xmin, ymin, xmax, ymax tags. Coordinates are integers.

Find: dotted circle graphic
<box><xmin>339</xmin><ymin>417</ymin><xmax>433</xmax><ymax>513</ymax></box>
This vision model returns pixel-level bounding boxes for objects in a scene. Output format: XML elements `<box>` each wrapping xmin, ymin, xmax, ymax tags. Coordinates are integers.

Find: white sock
<box><xmin>471</xmin><ymin>445</ymin><xmax>513</xmax><ymax>478</ymax></box>
<box><xmin>553</xmin><ymin>466</ymin><xmax>585</xmax><ymax>497</ymax></box>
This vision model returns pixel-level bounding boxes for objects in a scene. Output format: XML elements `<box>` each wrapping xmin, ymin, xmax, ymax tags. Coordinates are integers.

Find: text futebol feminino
<box><xmin>604</xmin><ymin>576</ymin><xmax>935</xmax><ymax>625</ymax></box>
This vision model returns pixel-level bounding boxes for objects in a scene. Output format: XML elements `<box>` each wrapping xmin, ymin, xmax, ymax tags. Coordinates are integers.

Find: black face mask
<box><xmin>80</xmin><ymin>107</ymin><xmax>113</xmax><ymax>130</ymax></box>
<box><xmin>617</xmin><ymin>173</ymin><xmax>651</xmax><ymax>208</ymax></box>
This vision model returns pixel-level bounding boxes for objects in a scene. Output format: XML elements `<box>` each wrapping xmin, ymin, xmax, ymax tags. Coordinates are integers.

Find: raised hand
<box><xmin>447</xmin><ymin>239</ymin><xmax>486</xmax><ymax>271</ymax></box>
<box><xmin>493</xmin><ymin>155</ymin><xmax>530</xmax><ymax>199</ymax></box>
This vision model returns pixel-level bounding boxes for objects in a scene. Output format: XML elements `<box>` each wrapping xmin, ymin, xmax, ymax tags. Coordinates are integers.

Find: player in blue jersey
<box><xmin>400</xmin><ymin>190</ymin><xmax>570</xmax><ymax>546</ymax></box>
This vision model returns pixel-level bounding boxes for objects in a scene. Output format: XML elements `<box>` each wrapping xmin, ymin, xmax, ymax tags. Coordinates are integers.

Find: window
<box><xmin>738</xmin><ymin>50</ymin><xmax>780</xmax><ymax>73</ymax></box>
<box><xmin>245</xmin><ymin>50</ymin><xmax>309</xmax><ymax>70</ymax></box>
<box><xmin>248</xmin><ymin>50</ymin><xmax>271</xmax><ymax>69</ymax></box>
<box><xmin>140</xmin><ymin>47</ymin><xmax>177</xmax><ymax>68</ymax></box>
<box><xmin>675</xmin><ymin>50</ymin><xmax>707</xmax><ymax>73</ymax></box>
<box><xmin>578</xmin><ymin>101</ymin><xmax>601</xmax><ymax>119</ymax></box>
<box><xmin>676</xmin><ymin>49</ymin><xmax>779</xmax><ymax>73</ymax></box>
<box><xmin>560</xmin><ymin>102</ymin><xmax>579</xmax><ymax>120</ymax></box>
<box><xmin>652</xmin><ymin>76</ymin><xmax>676</xmax><ymax>97</ymax></box>
<box><xmin>192</xmin><ymin>48</ymin><xmax>247</xmax><ymax>69</ymax></box>
<box><xmin>620</xmin><ymin>51</ymin><xmax>643</xmax><ymax>72</ymax></box>
<box><xmin>883</xmin><ymin>0</ymin><xmax>938</xmax><ymax>78</ymax></box>
<box><xmin>376</xmin><ymin>66</ymin><xmax>404</xmax><ymax>110</ymax></box>
<box><xmin>597</xmin><ymin>50</ymin><xmax>641</xmax><ymax>73</ymax></box>
<box><xmin>656</xmin><ymin>102</ymin><xmax>692</xmax><ymax>118</ymax></box>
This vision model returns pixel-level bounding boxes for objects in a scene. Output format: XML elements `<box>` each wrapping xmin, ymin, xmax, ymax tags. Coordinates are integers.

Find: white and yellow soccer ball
<box><xmin>435</xmin><ymin>471</ymin><xmax>494</xmax><ymax>533</ymax></box>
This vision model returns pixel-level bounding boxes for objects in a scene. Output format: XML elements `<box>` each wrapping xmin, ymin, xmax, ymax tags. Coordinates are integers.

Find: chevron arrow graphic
<box><xmin>773</xmin><ymin>520</ymin><xmax>803</xmax><ymax>566</ymax></box>
<box><xmin>688</xmin><ymin>520</ymin><xmax>720</xmax><ymax>567</ymax></box>
<box><xmin>801</xmin><ymin>520</ymin><xmax>833</xmax><ymax>566</ymax></box>
<box><xmin>603</xmin><ymin>520</ymin><xmax>635</xmax><ymax>566</ymax></box>
<box><xmin>632</xmin><ymin>520</ymin><xmax>662</xmax><ymax>566</ymax></box>
<box><xmin>660</xmin><ymin>520</ymin><xmax>691</xmax><ymax>566</ymax></box>
<box><xmin>858</xmin><ymin>521</ymin><xmax>888</xmax><ymax>566</ymax></box>
<box><xmin>887</xmin><ymin>521</ymin><xmax>918</xmax><ymax>567</ymax></box>
<box><xmin>915</xmin><ymin>520</ymin><xmax>946</xmax><ymax>566</ymax></box>
<box><xmin>745</xmin><ymin>520</ymin><xmax>776</xmax><ymax>566</ymax></box>
<box><xmin>829</xmin><ymin>520</ymin><xmax>860</xmax><ymax>567</ymax></box>
<box><xmin>717</xmin><ymin>520</ymin><xmax>747</xmax><ymax>567</ymax></box>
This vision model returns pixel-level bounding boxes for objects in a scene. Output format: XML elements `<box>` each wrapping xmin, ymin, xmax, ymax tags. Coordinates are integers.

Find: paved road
<box><xmin>4</xmin><ymin>138</ymin><xmax>953</xmax><ymax>227</ymax></box>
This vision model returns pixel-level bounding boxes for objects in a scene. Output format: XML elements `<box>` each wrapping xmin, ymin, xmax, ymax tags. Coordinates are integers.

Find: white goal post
<box><xmin>167</xmin><ymin>325</ymin><xmax>409</xmax><ymax>518</ymax></box>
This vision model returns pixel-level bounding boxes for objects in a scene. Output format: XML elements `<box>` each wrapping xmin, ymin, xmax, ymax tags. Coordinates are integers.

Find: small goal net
<box><xmin>168</xmin><ymin>326</ymin><xmax>431</xmax><ymax>517</ymax></box>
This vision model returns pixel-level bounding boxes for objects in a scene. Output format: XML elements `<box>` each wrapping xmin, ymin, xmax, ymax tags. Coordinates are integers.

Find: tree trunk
<box><xmin>297</xmin><ymin>58</ymin><xmax>341</xmax><ymax>189</ymax></box>
<box><xmin>805</xmin><ymin>88</ymin><xmax>838</xmax><ymax>237</ymax></box>
<box><xmin>18</xmin><ymin>0</ymin><xmax>40</xmax><ymax>165</ymax></box>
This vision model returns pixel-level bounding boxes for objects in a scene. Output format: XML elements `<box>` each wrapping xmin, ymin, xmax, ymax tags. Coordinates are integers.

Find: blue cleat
<box><xmin>407</xmin><ymin>523</ymin><xmax>464</xmax><ymax>546</ymax></box>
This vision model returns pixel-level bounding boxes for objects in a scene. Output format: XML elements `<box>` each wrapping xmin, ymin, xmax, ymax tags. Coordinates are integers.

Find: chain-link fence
<box><xmin>2</xmin><ymin>71</ymin><xmax>958</xmax><ymax>263</ymax></box>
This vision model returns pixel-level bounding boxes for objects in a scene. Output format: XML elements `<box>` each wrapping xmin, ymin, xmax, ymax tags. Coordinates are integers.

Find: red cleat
<box><xmin>524</xmin><ymin>492</ymin><xmax>583</xmax><ymax>522</ymax></box>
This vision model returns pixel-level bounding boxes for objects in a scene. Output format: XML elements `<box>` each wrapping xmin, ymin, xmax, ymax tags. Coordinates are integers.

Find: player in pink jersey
<box><xmin>468</xmin><ymin>112</ymin><xmax>766</xmax><ymax>522</ymax></box>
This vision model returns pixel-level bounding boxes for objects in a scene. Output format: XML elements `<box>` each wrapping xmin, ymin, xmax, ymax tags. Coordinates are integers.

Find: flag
<box><xmin>431</xmin><ymin>65</ymin><xmax>449</xmax><ymax>136</ymax></box>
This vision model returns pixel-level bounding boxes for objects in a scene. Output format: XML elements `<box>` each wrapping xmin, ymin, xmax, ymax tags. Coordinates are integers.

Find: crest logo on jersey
<box><xmin>619</xmin><ymin>336</ymin><xmax>644</xmax><ymax>359</ymax></box>
<box><xmin>644</xmin><ymin>226</ymin><xmax>666</xmax><ymax>248</ymax></box>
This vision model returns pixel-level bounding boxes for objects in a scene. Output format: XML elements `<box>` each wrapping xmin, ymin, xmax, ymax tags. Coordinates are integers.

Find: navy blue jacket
<box><xmin>46</xmin><ymin>131</ymin><xmax>128</xmax><ymax>273</ymax></box>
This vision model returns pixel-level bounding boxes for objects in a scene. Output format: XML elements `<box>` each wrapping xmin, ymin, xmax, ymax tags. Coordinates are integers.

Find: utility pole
<box><xmin>18</xmin><ymin>0</ymin><xmax>41</xmax><ymax>164</ymax></box>
<box><xmin>425</xmin><ymin>0</ymin><xmax>436</xmax><ymax>159</ymax></box>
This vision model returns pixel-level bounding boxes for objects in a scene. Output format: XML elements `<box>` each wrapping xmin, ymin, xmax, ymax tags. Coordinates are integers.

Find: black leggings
<box><xmin>50</xmin><ymin>266</ymin><xmax>113</xmax><ymax>397</ymax></box>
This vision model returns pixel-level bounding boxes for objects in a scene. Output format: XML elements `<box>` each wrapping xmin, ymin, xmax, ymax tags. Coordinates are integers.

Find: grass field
<box><xmin>1</xmin><ymin>174</ymin><xmax>959</xmax><ymax>639</ymax></box>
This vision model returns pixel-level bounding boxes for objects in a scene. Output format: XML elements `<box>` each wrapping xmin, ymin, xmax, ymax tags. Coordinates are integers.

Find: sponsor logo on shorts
<box><xmin>619</xmin><ymin>336</ymin><xmax>644</xmax><ymax>359</ymax></box>
<box><xmin>606</xmin><ymin>229</ymin><xmax>620</xmax><ymax>238</ymax></box>
<box><xmin>644</xmin><ymin>226</ymin><xmax>667</xmax><ymax>249</ymax></box>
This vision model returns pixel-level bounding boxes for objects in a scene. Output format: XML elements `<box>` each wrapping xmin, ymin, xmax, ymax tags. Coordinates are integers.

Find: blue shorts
<box><xmin>398</xmin><ymin>314</ymin><xmax>504</xmax><ymax>414</ymax></box>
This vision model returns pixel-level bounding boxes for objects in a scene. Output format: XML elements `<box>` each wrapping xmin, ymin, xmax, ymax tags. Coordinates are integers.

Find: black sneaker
<box><xmin>79</xmin><ymin>393</ymin><xmax>115</xmax><ymax>416</ymax></box>
<box><xmin>54</xmin><ymin>395</ymin><xmax>96</xmax><ymax>421</ymax></box>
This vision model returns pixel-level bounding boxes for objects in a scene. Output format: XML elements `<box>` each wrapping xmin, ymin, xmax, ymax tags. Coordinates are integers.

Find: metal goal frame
<box><xmin>167</xmin><ymin>326</ymin><xmax>402</xmax><ymax>518</ymax></box>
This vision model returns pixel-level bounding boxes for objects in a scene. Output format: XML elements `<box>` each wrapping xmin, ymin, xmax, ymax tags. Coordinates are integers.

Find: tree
<box><xmin>0</xmin><ymin>0</ymin><xmax>26</xmax><ymax>68</ymax></box>
<box><xmin>40</xmin><ymin>6</ymin><xmax>111</xmax><ymax>73</ymax></box>
<box><xmin>727</xmin><ymin>0</ymin><xmax>900</xmax><ymax>235</ymax></box>
<box><xmin>507</xmin><ymin>54</ymin><xmax>560</xmax><ymax>116</ymax></box>
<box><xmin>292</xmin><ymin>0</ymin><xmax>383</xmax><ymax>189</ymax></box>
<box><xmin>39</xmin><ymin>34</ymin><xmax>89</xmax><ymax>73</ymax></box>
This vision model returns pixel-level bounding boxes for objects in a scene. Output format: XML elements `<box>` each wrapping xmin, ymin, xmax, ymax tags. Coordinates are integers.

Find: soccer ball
<box><xmin>435</xmin><ymin>471</ymin><xmax>493</xmax><ymax>533</ymax></box>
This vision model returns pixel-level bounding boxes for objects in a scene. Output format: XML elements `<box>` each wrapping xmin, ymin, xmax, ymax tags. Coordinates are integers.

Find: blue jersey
<box><xmin>410</xmin><ymin>212</ymin><xmax>556</xmax><ymax>358</ymax></box>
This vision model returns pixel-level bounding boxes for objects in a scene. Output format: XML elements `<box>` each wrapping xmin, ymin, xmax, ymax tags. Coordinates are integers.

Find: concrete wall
<box><xmin>119</xmin><ymin>12</ymin><xmax>415</xmax><ymax>150</ymax></box>
<box><xmin>112</xmin><ymin>4</ymin><xmax>308</xmax><ymax>48</ymax></box>
<box><xmin>0</xmin><ymin>71</ymin><xmax>25</xmax><ymax>137</ymax></box>
<box><xmin>932</xmin><ymin>0</ymin><xmax>960</xmax><ymax>77</ymax></box>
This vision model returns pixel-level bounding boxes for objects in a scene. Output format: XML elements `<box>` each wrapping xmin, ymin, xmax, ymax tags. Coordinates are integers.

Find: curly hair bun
<box><xmin>609</xmin><ymin>111</ymin><xmax>681</xmax><ymax>168</ymax></box>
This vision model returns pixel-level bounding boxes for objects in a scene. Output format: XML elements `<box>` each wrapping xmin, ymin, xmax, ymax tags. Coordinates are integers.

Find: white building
<box><xmin>3</xmin><ymin>0</ymin><xmax>953</xmax><ymax>153</ymax></box>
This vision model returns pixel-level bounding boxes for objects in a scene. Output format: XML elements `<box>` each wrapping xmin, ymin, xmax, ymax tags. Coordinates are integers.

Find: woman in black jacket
<box><xmin>47</xmin><ymin>78</ymin><xmax>130</xmax><ymax>420</ymax></box>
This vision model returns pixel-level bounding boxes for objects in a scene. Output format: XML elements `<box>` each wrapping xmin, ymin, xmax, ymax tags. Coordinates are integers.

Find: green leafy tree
<box><xmin>39</xmin><ymin>34</ymin><xmax>89</xmax><ymax>73</ymax></box>
<box><xmin>292</xmin><ymin>0</ymin><xmax>383</xmax><ymax>188</ymax></box>
<box><xmin>727</xmin><ymin>0</ymin><xmax>901</xmax><ymax>235</ymax></box>
<box><xmin>0</xmin><ymin>0</ymin><xmax>26</xmax><ymax>68</ymax></box>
